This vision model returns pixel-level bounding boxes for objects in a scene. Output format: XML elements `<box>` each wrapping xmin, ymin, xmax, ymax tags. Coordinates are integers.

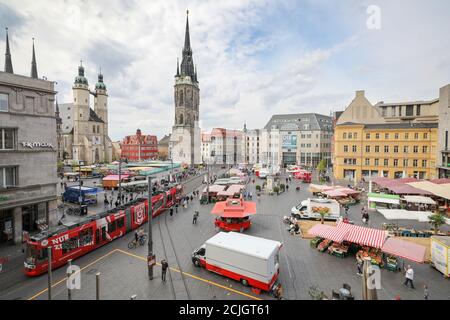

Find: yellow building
<box><xmin>334</xmin><ymin>90</ymin><xmax>439</xmax><ymax>181</ymax></box>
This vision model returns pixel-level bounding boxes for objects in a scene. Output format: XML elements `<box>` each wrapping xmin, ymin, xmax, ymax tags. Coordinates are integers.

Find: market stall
<box><xmin>381</xmin><ymin>237</ymin><xmax>427</xmax><ymax>272</ymax></box>
<box><xmin>211</xmin><ymin>197</ymin><xmax>257</xmax><ymax>232</ymax></box>
<box><xmin>367</xmin><ymin>193</ymin><xmax>400</xmax><ymax>210</ymax></box>
<box><xmin>202</xmin><ymin>185</ymin><xmax>226</xmax><ymax>203</ymax></box>
<box><xmin>102</xmin><ymin>174</ymin><xmax>130</xmax><ymax>190</ymax></box>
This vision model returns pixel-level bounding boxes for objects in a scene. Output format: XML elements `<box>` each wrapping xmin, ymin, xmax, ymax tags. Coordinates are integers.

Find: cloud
<box><xmin>1</xmin><ymin>0</ymin><xmax>449</xmax><ymax>141</ymax></box>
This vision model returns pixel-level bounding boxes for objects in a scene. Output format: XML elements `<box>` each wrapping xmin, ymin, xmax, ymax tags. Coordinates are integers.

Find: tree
<box><xmin>273</xmin><ymin>186</ymin><xmax>280</xmax><ymax>195</ymax></box>
<box><xmin>255</xmin><ymin>185</ymin><xmax>261</xmax><ymax>192</ymax></box>
<box><xmin>317</xmin><ymin>207</ymin><xmax>330</xmax><ymax>224</ymax></box>
<box><xmin>316</xmin><ymin>159</ymin><xmax>327</xmax><ymax>173</ymax></box>
<box><xmin>428</xmin><ymin>212</ymin><xmax>446</xmax><ymax>235</ymax></box>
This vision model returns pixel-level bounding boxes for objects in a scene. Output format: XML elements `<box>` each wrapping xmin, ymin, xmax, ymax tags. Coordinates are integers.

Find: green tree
<box><xmin>273</xmin><ymin>186</ymin><xmax>280</xmax><ymax>195</ymax></box>
<box><xmin>316</xmin><ymin>159</ymin><xmax>327</xmax><ymax>173</ymax></box>
<box><xmin>317</xmin><ymin>208</ymin><xmax>330</xmax><ymax>224</ymax></box>
<box><xmin>428</xmin><ymin>212</ymin><xmax>446</xmax><ymax>235</ymax></box>
<box><xmin>255</xmin><ymin>185</ymin><xmax>261</xmax><ymax>192</ymax></box>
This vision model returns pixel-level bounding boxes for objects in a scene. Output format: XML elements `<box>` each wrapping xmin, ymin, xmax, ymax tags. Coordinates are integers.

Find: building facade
<box><xmin>0</xmin><ymin>29</ymin><xmax>58</xmax><ymax>244</ymax></box>
<box><xmin>333</xmin><ymin>88</ymin><xmax>448</xmax><ymax>181</ymax></box>
<box><xmin>170</xmin><ymin>12</ymin><xmax>201</xmax><ymax>165</ymax></box>
<box><xmin>59</xmin><ymin>64</ymin><xmax>113</xmax><ymax>164</ymax></box>
<box><xmin>437</xmin><ymin>85</ymin><xmax>450</xmax><ymax>178</ymax></box>
<box><xmin>202</xmin><ymin>128</ymin><xmax>243</xmax><ymax>165</ymax></box>
<box><xmin>158</xmin><ymin>134</ymin><xmax>170</xmax><ymax>160</ymax></box>
<box><xmin>120</xmin><ymin>129</ymin><xmax>158</xmax><ymax>161</ymax></box>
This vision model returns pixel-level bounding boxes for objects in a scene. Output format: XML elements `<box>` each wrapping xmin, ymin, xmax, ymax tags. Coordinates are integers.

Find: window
<box><xmin>393</xmin><ymin>159</ymin><xmax>398</xmax><ymax>167</ymax></box>
<box><xmin>398</xmin><ymin>106</ymin><xmax>402</xmax><ymax>116</ymax></box>
<box><xmin>343</xmin><ymin>133</ymin><xmax>347</xmax><ymax>139</ymax></box>
<box><xmin>348</xmin><ymin>133</ymin><xmax>353</xmax><ymax>139</ymax></box>
<box><xmin>422</xmin><ymin>146</ymin><xmax>428</xmax><ymax>154</ymax></box>
<box><xmin>413</xmin><ymin>159</ymin><xmax>418</xmax><ymax>167</ymax></box>
<box><xmin>365</xmin><ymin>146</ymin><xmax>370</xmax><ymax>153</ymax></box>
<box><xmin>366</xmin><ymin>133</ymin><xmax>371</xmax><ymax>140</ymax></box>
<box><xmin>0</xmin><ymin>128</ymin><xmax>16</xmax><ymax>150</ymax></box>
<box><xmin>375</xmin><ymin>133</ymin><xmax>380</xmax><ymax>139</ymax></box>
<box><xmin>423</xmin><ymin>133</ymin><xmax>428</xmax><ymax>139</ymax></box>
<box><xmin>352</xmin><ymin>145</ymin><xmax>357</xmax><ymax>152</ymax></box>
<box><xmin>404</xmin><ymin>146</ymin><xmax>409</xmax><ymax>153</ymax></box>
<box><xmin>414</xmin><ymin>133</ymin><xmax>419</xmax><ymax>140</ymax></box>
<box><xmin>405</xmin><ymin>133</ymin><xmax>409</xmax><ymax>140</ymax></box>
<box><xmin>354</xmin><ymin>133</ymin><xmax>357</xmax><ymax>139</ymax></box>
<box><xmin>385</xmin><ymin>133</ymin><xmax>389</xmax><ymax>139</ymax></box>
<box><xmin>0</xmin><ymin>93</ymin><xmax>8</xmax><ymax>112</ymax></box>
<box><xmin>108</xmin><ymin>220</ymin><xmax>117</xmax><ymax>233</ymax></box>
<box><xmin>384</xmin><ymin>159</ymin><xmax>389</xmax><ymax>166</ymax></box>
<box><xmin>406</xmin><ymin>105</ymin><xmax>413</xmax><ymax>116</ymax></box>
<box><xmin>403</xmin><ymin>159</ymin><xmax>409</xmax><ymax>167</ymax></box>
<box><xmin>422</xmin><ymin>160</ymin><xmax>427</xmax><ymax>168</ymax></box>
<box><xmin>412</xmin><ymin>146</ymin><xmax>418</xmax><ymax>153</ymax></box>
<box><xmin>394</xmin><ymin>146</ymin><xmax>399</xmax><ymax>153</ymax></box>
<box><xmin>394</xmin><ymin>133</ymin><xmax>399</xmax><ymax>139</ymax></box>
<box><xmin>381</xmin><ymin>107</ymin><xmax>387</xmax><ymax>117</ymax></box>
<box><xmin>0</xmin><ymin>167</ymin><xmax>17</xmax><ymax>188</ymax></box>
<box><xmin>375</xmin><ymin>146</ymin><xmax>380</xmax><ymax>153</ymax></box>
<box><xmin>384</xmin><ymin>146</ymin><xmax>389</xmax><ymax>153</ymax></box>
<box><xmin>374</xmin><ymin>159</ymin><xmax>379</xmax><ymax>166</ymax></box>
<box><xmin>416</xmin><ymin>105</ymin><xmax>421</xmax><ymax>116</ymax></box>
<box><xmin>344</xmin><ymin>146</ymin><xmax>348</xmax><ymax>152</ymax></box>
<box><xmin>365</xmin><ymin>158</ymin><xmax>370</xmax><ymax>166</ymax></box>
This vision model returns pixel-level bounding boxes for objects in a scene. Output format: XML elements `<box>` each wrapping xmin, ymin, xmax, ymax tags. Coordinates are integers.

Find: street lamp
<box><xmin>147</xmin><ymin>176</ymin><xmax>154</xmax><ymax>280</ymax></box>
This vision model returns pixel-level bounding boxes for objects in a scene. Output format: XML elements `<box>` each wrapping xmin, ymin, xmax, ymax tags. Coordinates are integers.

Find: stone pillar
<box><xmin>48</xmin><ymin>199</ymin><xmax>58</xmax><ymax>227</ymax></box>
<box><xmin>13</xmin><ymin>207</ymin><xmax>22</xmax><ymax>244</ymax></box>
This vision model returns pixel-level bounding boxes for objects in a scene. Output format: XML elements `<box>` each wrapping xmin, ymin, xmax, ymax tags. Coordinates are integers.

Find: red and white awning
<box><xmin>308</xmin><ymin>224</ymin><xmax>348</xmax><ymax>243</ymax></box>
<box><xmin>337</xmin><ymin>222</ymin><xmax>387</xmax><ymax>249</ymax></box>
<box><xmin>381</xmin><ymin>238</ymin><xmax>427</xmax><ymax>263</ymax></box>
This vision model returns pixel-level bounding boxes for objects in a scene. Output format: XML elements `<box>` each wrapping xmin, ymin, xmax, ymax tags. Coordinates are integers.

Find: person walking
<box><xmin>193</xmin><ymin>211</ymin><xmax>199</xmax><ymax>224</ymax></box>
<box><xmin>175</xmin><ymin>202</ymin><xmax>179</xmax><ymax>213</ymax></box>
<box><xmin>356</xmin><ymin>256</ymin><xmax>363</xmax><ymax>276</ymax></box>
<box><xmin>161</xmin><ymin>259</ymin><xmax>169</xmax><ymax>282</ymax></box>
<box><xmin>404</xmin><ymin>265</ymin><xmax>415</xmax><ymax>289</ymax></box>
<box><xmin>190</xmin><ymin>195</ymin><xmax>194</xmax><ymax>202</ymax></box>
<box><xmin>169</xmin><ymin>207</ymin><xmax>174</xmax><ymax>218</ymax></box>
<box><xmin>286</xmin><ymin>184</ymin><xmax>289</xmax><ymax>192</ymax></box>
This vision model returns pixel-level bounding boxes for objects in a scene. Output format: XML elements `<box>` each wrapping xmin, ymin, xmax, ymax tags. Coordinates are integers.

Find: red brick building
<box><xmin>120</xmin><ymin>129</ymin><xmax>158</xmax><ymax>161</ymax></box>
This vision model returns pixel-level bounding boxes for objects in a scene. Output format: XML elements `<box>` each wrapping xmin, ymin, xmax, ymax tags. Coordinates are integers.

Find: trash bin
<box><xmin>81</xmin><ymin>205</ymin><xmax>88</xmax><ymax>216</ymax></box>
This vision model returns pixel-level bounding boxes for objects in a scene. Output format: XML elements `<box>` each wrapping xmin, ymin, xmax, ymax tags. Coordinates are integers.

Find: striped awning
<box><xmin>381</xmin><ymin>237</ymin><xmax>426</xmax><ymax>263</ymax></box>
<box><xmin>308</xmin><ymin>224</ymin><xmax>348</xmax><ymax>243</ymax></box>
<box><xmin>337</xmin><ymin>222</ymin><xmax>387</xmax><ymax>249</ymax></box>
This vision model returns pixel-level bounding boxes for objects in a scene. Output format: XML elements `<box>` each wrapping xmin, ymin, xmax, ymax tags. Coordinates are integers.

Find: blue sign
<box><xmin>282</xmin><ymin>135</ymin><xmax>297</xmax><ymax>150</ymax></box>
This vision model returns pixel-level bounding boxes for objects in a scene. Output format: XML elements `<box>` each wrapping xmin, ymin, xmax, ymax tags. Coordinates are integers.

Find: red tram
<box><xmin>24</xmin><ymin>184</ymin><xmax>183</xmax><ymax>276</ymax></box>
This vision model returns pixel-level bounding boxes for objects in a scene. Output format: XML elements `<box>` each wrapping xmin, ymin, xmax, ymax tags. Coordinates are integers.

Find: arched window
<box><xmin>179</xmin><ymin>114</ymin><xmax>184</xmax><ymax>124</ymax></box>
<box><xmin>179</xmin><ymin>91</ymin><xmax>184</xmax><ymax>106</ymax></box>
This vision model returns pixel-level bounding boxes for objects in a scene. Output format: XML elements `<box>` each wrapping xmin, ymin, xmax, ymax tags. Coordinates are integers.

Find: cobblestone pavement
<box><xmin>1</xmin><ymin>171</ymin><xmax>449</xmax><ymax>300</ymax></box>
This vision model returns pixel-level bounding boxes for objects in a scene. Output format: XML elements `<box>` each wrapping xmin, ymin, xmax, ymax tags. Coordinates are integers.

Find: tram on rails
<box><xmin>24</xmin><ymin>184</ymin><xmax>183</xmax><ymax>276</ymax></box>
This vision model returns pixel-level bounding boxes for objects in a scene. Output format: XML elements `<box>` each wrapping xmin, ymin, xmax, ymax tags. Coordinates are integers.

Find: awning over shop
<box><xmin>309</xmin><ymin>184</ymin><xmax>335</xmax><ymax>193</ymax></box>
<box><xmin>307</xmin><ymin>224</ymin><xmax>348</xmax><ymax>243</ymax></box>
<box><xmin>203</xmin><ymin>185</ymin><xmax>226</xmax><ymax>193</ymax></box>
<box><xmin>336</xmin><ymin>187</ymin><xmax>361</xmax><ymax>195</ymax></box>
<box><xmin>211</xmin><ymin>198</ymin><xmax>257</xmax><ymax>218</ymax></box>
<box><xmin>376</xmin><ymin>209</ymin><xmax>450</xmax><ymax>224</ymax></box>
<box><xmin>407</xmin><ymin>181</ymin><xmax>450</xmax><ymax>201</ymax></box>
<box><xmin>323</xmin><ymin>190</ymin><xmax>347</xmax><ymax>197</ymax></box>
<box><xmin>102</xmin><ymin>174</ymin><xmax>130</xmax><ymax>181</ymax></box>
<box><xmin>381</xmin><ymin>238</ymin><xmax>427</xmax><ymax>263</ymax></box>
<box><xmin>387</xmin><ymin>184</ymin><xmax>433</xmax><ymax>195</ymax></box>
<box><xmin>367</xmin><ymin>193</ymin><xmax>400</xmax><ymax>205</ymax></box>
<box><xmin>337</xmin><ymin>222</ymin><xmax>387</xmax><ymax>249</ymax></box>
<box><xmin>403</xmin><ymin>196</ymin><xmax>436</xmax><ymax>205</ymax></box>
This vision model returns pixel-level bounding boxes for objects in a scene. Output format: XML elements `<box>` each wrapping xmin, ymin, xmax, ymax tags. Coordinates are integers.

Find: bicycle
<box><xmin>128</xmin><ymin>234</ymin><xmax>148</xmax><ymax>249</ymax></box>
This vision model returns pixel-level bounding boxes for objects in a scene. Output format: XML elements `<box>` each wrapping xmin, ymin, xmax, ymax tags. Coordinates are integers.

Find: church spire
<box><xmin>4</xmin><ymin>27</ymin><xmax>13</xmax><ymax>74</ymax></box>
<box><xmin>180</xmin><ymin>10</ymin><xmax>195</xmax><ymax>78</ymax></box>
<box><xmin>31</xmin><ymin>38</ymin><xmax>38</xmax><ymax>79</ymax></box>
<box><xmin>176</xmin><ymin>57</ymin><xmax>180</xmax><ymax>76</ymax></box>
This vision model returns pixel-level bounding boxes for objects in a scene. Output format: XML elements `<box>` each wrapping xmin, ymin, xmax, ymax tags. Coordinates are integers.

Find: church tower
<box><xmin>72</xmin><ymin>62</ymin><xmax>90</xmax><ymax>162</ymax></box>
<box><xmin>170</xmin><ymin>10</ymin><xmax>201</xmax><ymax>165</ymax></box>
<box><xmin>94</xmin><ymin>70</ymin><xmax>108</xmax><ymax>135</ymax></box>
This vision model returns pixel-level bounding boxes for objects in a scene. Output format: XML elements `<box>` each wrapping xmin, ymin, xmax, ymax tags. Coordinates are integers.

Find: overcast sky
<box><xmin>1</xmin><ymin>0</ymin><xmax>450</xmax><ymax>141</ymax></box>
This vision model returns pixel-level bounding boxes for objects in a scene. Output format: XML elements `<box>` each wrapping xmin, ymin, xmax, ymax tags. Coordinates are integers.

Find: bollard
<box><xmin>67</xmin><ymin>259</ymin><xmax>72</xmax><ymax>300</ymax></box>
<box><xmin>96</xmin><ymin>272</ymin><xmax>101</xmax><ymax>300</ymax></box>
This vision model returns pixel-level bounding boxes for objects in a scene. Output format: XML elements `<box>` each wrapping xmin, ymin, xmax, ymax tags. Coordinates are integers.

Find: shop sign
<box><xmin>21</xmin><ymin>142</ymin><xmax>54</xmax><ymax>149</ymax></box>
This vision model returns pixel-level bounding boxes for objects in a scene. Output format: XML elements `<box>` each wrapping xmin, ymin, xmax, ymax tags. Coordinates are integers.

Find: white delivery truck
<box><xmin>192</xmin><ymin>232</ymin><xmax>282</xmax><ymax>291</ymax></box>
<box><xmin>430</xmin><ymin>236</ymin><xmax>450</xmax><ymax>278</ymax></box>
<box><xmin>291</xmin><ymin>198</ymin><xmax>341</xmax><ymax>221</ymax></box>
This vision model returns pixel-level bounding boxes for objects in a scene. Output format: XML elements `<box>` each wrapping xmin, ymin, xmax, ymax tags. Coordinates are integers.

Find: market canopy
<box><xmin>377</xmin><ymin>209</ymin><xmax>433</xmax><ymax>222</ymax></box>
<box><xmin>368</xmin><ymin>193</ymin><xmax>401</xmax><ymax>205</ymax></box>
<box><xmin>307</xmin><ymin>224</ymin><xmax>349</xmax><ymax>243</ymax></box>
<box><xmin>403</xmin><ymin>196</ymin><xmax>436</xmax><ymax>205</ymax></box>
<box><xmin>309</xmin><ymin>184</ymin><xmax>334</xmax><ymax>192</ymax></box>
<box><xmin>335</xmin><ymin>187</ymin><xmax>361</xmax><ymax>195</ymax></box>
<box><xmin>387</xmin><ymin>184</ymin><xmax>433</xmax><ymax>196</ymax></box>
<box><xmin>381</xmin><ymin>238</ymin><xmax>427</xmax><ymax>263</ymax></box>
<box><xmin>323</xmin><ymin>189</ymin><xmax>347</xmax><ymax>197</ymax></box>
<box><xmin>203</xmin><ymin>185</ymin><xmax>226</xmax><ymax>193</ymax></box>
<box><xmin>211</xmin><ymin>198</ymin><xmax>257</xmax><ymax>218</ymax></box>
<box><xmin>102</xmin><ymin>174</ymin><xmax>130</xmax><ymax>181</ymax></box>
<box><xmin>337</xmin><ymin>222</ymin><xmax>387</xmax><ymax>249</ymax></box>
<box><xmin>407</xmin><ymin>181</ymin><xmax>450</xmax><ymax>201</ymax></box>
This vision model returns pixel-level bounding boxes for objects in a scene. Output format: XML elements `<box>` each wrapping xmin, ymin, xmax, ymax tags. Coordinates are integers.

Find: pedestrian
<box><xmin>286</xmin><ymin>184</ymin><xmax>289</xmax><ymax>192</ymax></box>
<box><xmin>356</xmin><ymin>256</ymin><xmax>363</xmax><ymax>276</ymax></box>
<box><xmin>344</xmin><ymin>205</ymin><xmax>349</xmax><ymax>216</ymax></box>
<box><xmin>363</xmin><ymin>212</ymin><xmax>369</xmax><ymax>225</ymax></box>
<box><xmin>161</xmin><ymin>259</ymin><xmax>168</xmax><ymax>282</ymax></box>
<box><xmin>423</xmin><ymin>284</ymin><xmax>429</xmax><ymax>300</ymax></box>
<box><xmin>286</xmin><ymin>177</ymin><xmax>289</xmax><ymax>184</ymax></box>
<box><xmin>193</xmin><ymin>211</ymin><xmax>199</xmax><ymax>224</ymax></box>
<box><xmin>190</xmin><ymin>195</ymin><xmax>193</xmax><ymax>202</ymax></box>
<box><xmin>121</xmin><ymin>194</ymin><xmax>125</xmax><ymax>203</ymax></box>
<box><xmin>104</xmin><ymin>197</ymin><xmax>109</xmax><ymax>208</ymax></box>
<box><xmin>175</xmin><ymin>202</ymin><xmax>179</xmax><ymax>213</ymax></box>
<box><xmin>169</xmin><ymin>207</ymin><xmax>174</xmax><ymax>218</ymax></box>
<box><xmin>249</xmin><ymin>192</ymin><xmax>253</xmax><ymax>200</ymax></box>
<box><xmin>404</xmin><ymin>265</ymin><xmax>415</xmax><ymax>289</ymax></box>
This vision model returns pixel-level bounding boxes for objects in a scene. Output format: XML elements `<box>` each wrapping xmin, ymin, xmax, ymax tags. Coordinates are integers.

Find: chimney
<box><xmin>356</xmin><ymin>90</ymin><xmax>365</xmax><ymax>98</ymax></box>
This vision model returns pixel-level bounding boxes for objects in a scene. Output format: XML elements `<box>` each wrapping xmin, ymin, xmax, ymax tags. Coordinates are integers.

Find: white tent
<box><xmin>403</xmin><ymin>196</ymin><xmax>436</xmax><ymax>205</ymax></box>
<box><xmin>377</xmin><ymin>209</ymin><xmax>450</xmax><ymax>225</ymax></box>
